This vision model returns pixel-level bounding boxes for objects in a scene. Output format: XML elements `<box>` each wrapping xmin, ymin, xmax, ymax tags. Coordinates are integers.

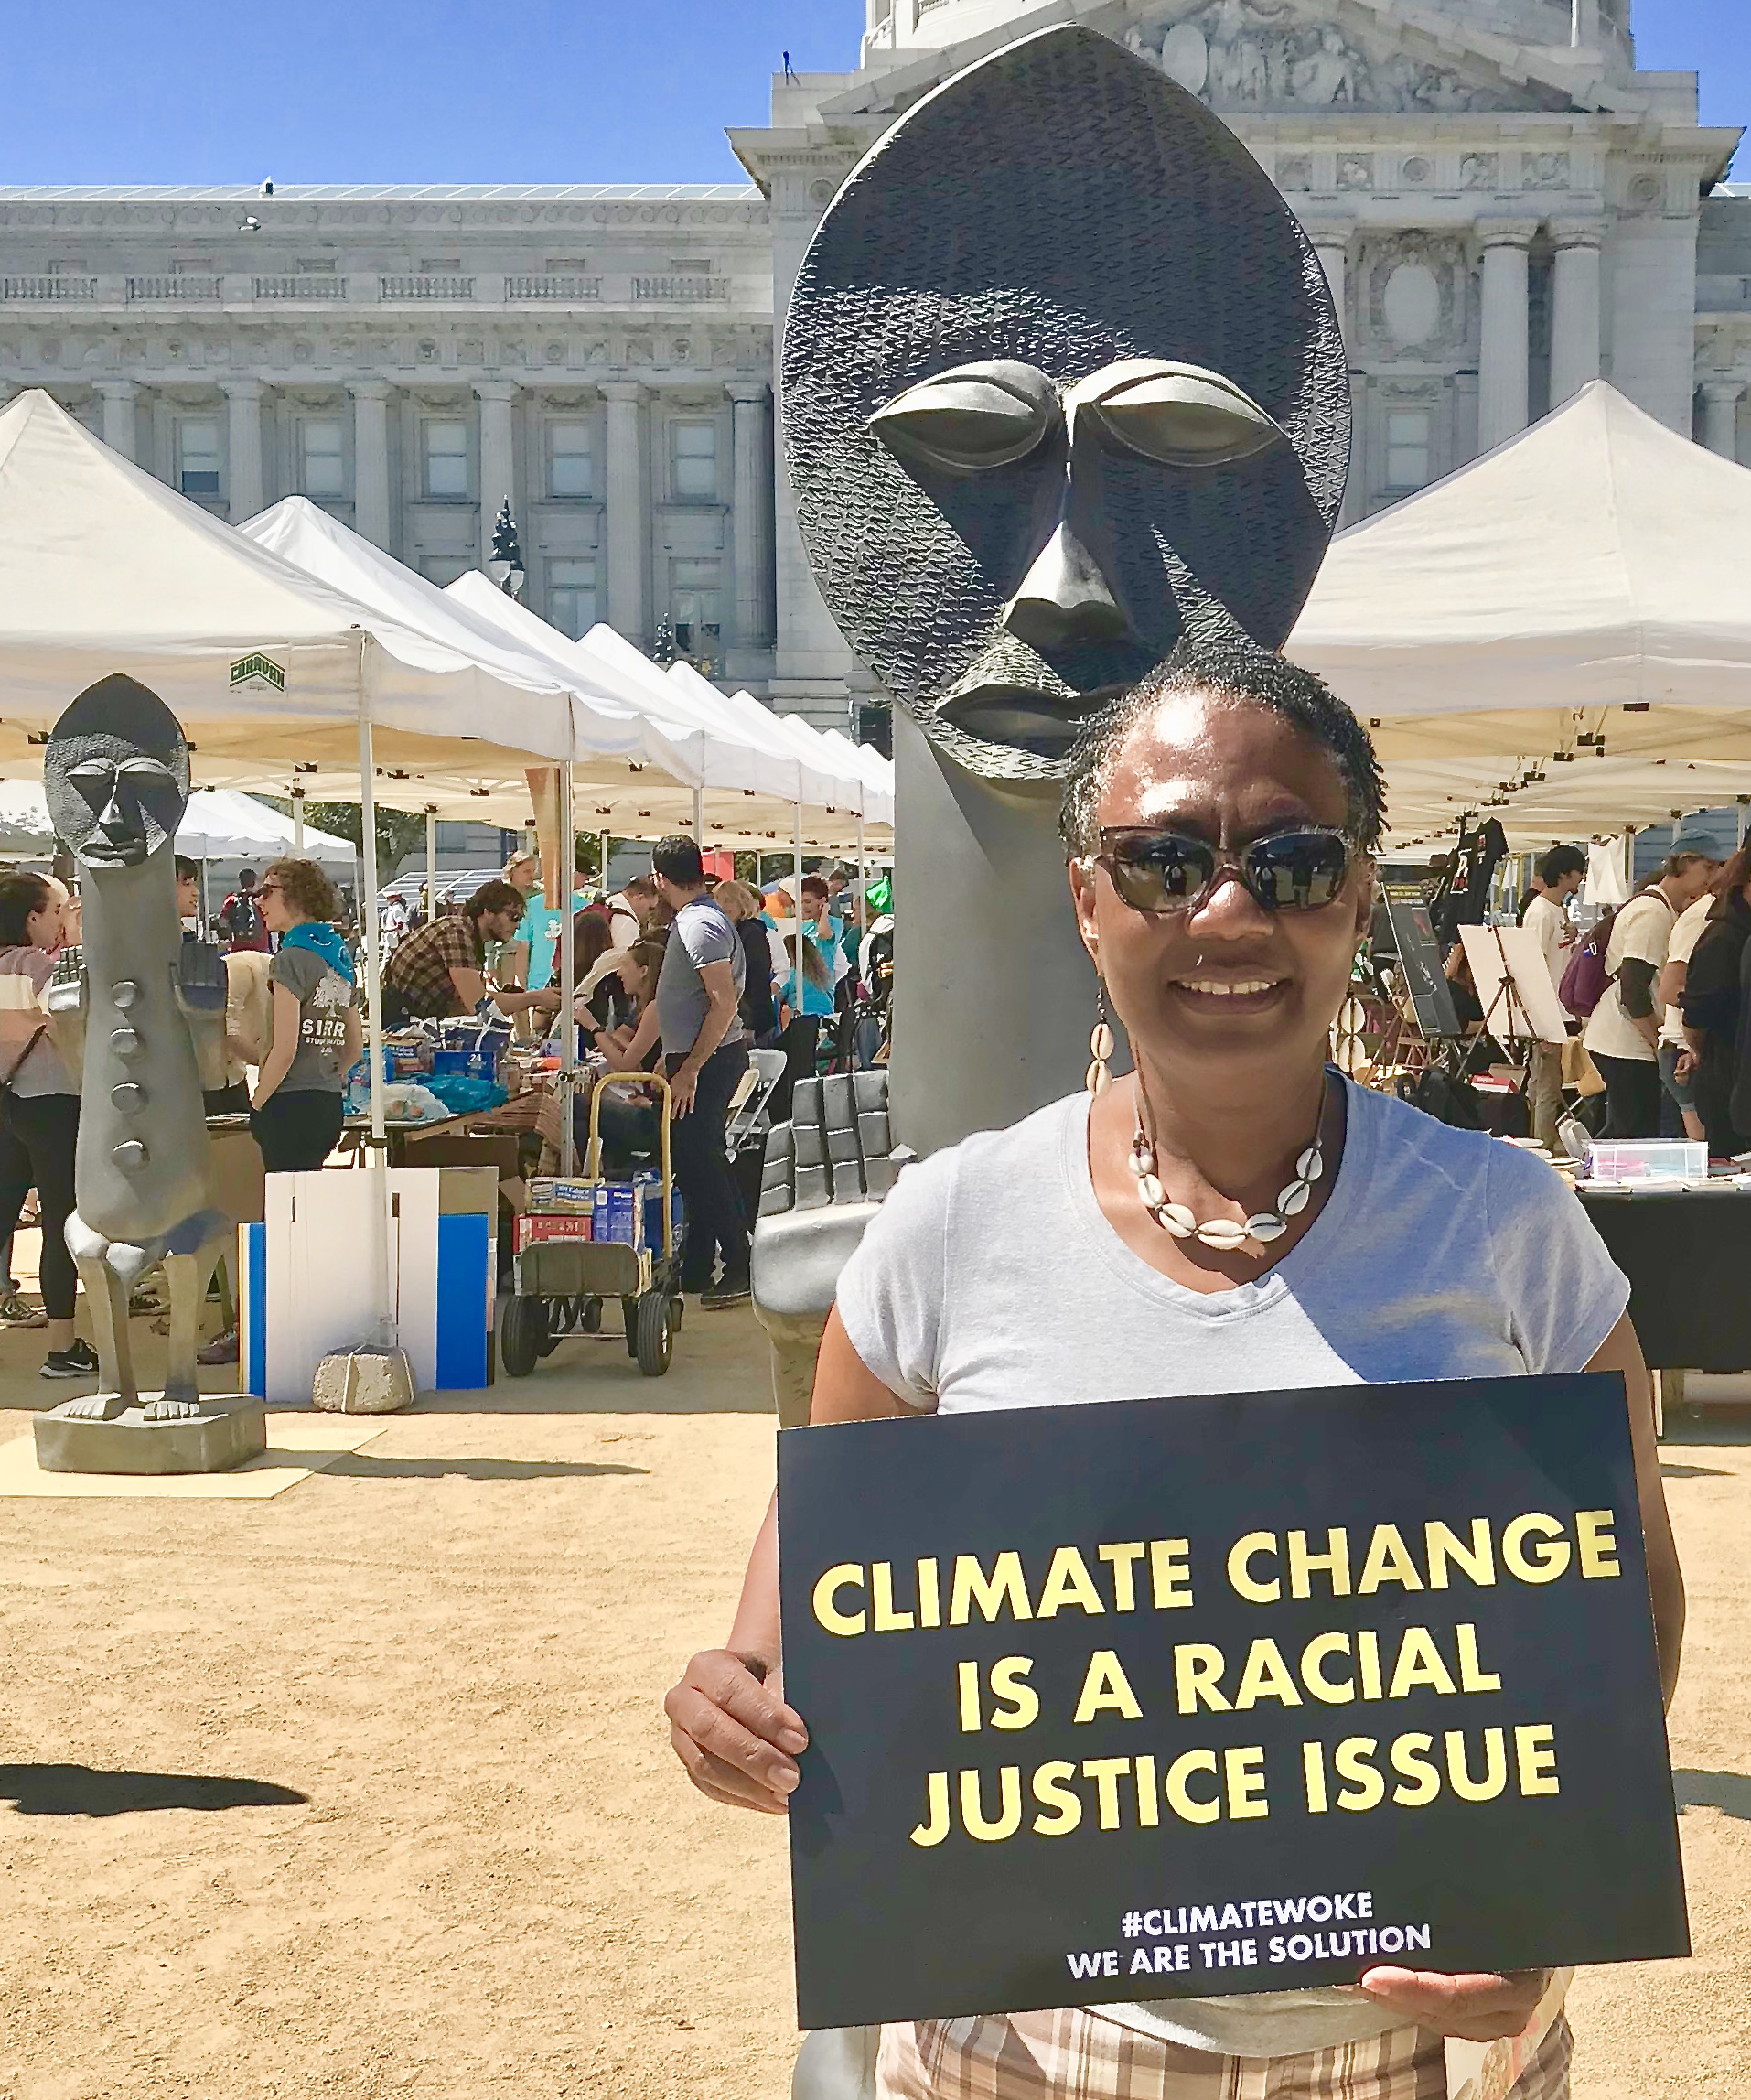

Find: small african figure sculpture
<box><xmin>41</xmin><ymin>673</ymin><xmax>232</xmax><ymax>1424</ymax></box>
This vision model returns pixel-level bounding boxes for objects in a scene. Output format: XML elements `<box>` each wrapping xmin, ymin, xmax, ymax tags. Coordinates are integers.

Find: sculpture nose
<box><xmin>1002</xmin><ymin>518</ymin><xmax>1129</xmax><ymax>651</ymax></box>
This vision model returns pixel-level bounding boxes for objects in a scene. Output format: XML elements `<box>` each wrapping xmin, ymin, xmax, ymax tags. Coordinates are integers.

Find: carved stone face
<box><xmin>45</xmin><ymin>674</ymin><xmax>190</xmax><ymax>868</ymax></box>
<box><xmin>782</xmin><ymin>25</ymin><xmax>1349</xmax><ymax>781</ymax></box>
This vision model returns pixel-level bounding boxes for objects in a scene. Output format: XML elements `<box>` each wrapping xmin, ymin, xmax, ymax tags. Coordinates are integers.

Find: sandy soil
<box><xmin>0</xmin><ymin>1281</ymin><xmax>1746</xmax><ymax>2099</ymax></box>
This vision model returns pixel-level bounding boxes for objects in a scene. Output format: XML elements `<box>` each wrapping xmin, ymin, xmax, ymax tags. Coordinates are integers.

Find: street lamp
<box><xmin>486</xmin><ymin>499</ymin><xmax>526</xmax><ymax>598</ymax></box>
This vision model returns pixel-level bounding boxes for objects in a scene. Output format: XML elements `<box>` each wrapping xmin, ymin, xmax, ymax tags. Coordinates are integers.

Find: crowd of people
<box><xmin>0</xmin><ymin>835</ymin><xmax>886</xmax><ymax>1363</ymax></box>
<box><xmin>1421</xmin><ymin>830</ymin><xmax>1751</xmax><ymax>1159</ymax></box>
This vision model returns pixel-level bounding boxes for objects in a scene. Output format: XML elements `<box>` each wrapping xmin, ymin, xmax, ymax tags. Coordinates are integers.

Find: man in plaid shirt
<box><xmin>381</xmin><ymin>881</ymin><xmax>558</xmax><ymax>1026</ymax></box>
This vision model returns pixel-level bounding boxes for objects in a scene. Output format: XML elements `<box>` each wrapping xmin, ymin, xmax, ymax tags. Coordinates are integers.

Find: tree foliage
<box><xmin>303</xmin><ymin>802</ymin><xmax>427</xmax><ymax>879</ymax></box>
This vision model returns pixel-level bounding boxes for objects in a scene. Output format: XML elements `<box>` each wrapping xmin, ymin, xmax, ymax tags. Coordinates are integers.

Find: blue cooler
<box><xmin>636</xmin><ymin>1172</ymin><xmax>683</xmax><ymax>1253</ymax></box>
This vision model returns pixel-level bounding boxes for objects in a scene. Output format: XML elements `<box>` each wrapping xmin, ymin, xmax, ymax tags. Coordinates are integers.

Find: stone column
<box><xmin>91</xmin><ymin>379</ymin><xmax>138</xmax><ymax>462</ymax></box>
<box><xmin>474</xmin><ymin>379</ymin><xmax>518</xmax><ymax>571</ymax></box>
<box><xmin>220</xmin><ymin>377</ymin><xmax>265</xmax><ymax>522</ymax></box>
<box><xmin>1702</xmin><ymin>380</ymin><xmax>1746</xmax><ymax>460</ymax></box>
<box><xmin>1477</xmin><ymin>220</ymin><xmax>1538</xmax><ymax>452</ymax></box>
<box><xmin>726</xmin><ymin>379</ymin><xmax>772</xmax><ymax>649</ymax></box>
<box><xmin>601</xmin><ymin>381</ymin><xmax>648</xmax><ymax>643</ymax></box>
<box><xmin>348</xmin><ymin>378</ymin><xmax>392</xmax><ymax>547</ymax></box>
<box><xmin>1549</xmin><ymin>219</ymin><xmax>1606</xmax><ymax>410</ymax></box>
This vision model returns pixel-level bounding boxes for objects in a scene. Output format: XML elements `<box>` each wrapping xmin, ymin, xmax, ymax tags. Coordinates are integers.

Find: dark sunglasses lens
<box><xmin>1247</xmin><ymin>832</ymin><xmax>1350</xmax><ymax>910</ymax></box>
<box><xmin>1108</xmin><ymin>835</ymin><xmax>1216</xmax><ymax>911</ymax></box>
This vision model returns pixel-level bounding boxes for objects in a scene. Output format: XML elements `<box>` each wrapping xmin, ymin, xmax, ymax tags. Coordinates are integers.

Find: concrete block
<box><xmin>311</xmin><ymin>1345</ymin><xmax>415</xmax><ymax>1415</ymax></box>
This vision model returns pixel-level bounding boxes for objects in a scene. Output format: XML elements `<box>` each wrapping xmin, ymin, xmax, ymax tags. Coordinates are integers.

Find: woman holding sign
<box><xmin>667</xmin><ymin>643</ymin><xmax>1683</xmax><ymax>2100</ymax></box>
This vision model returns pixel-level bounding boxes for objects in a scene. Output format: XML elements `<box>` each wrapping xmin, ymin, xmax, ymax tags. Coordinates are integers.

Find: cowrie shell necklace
<box><xmin>1129</xmin><ymin>1089</ymin><xmax>1325</xmax><ymax>1252</ymax></box>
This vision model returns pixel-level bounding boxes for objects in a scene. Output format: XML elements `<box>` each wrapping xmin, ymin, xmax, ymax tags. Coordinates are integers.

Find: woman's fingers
<box><xmin>664</xmin><ymin>1648</ymin><xmax>810</xmax><ymax>1813</ymax></box>
<box><xmin>1357</xmin><ymin>1966</ymin><xmax>1549</xmax><ymax>2041</ymax></box>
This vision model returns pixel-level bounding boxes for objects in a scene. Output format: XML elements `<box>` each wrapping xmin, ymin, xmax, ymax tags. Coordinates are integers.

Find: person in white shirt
<box><xmin>1520</xmin><ymin>844</ymin><xmax>1585</xmax><ymax>1151</ymax></box>
<box><xmin>1657</xmin><ymin>889</ymin><xmax>1716</xmax><ymax>1142</ymax></box>
<box><xmin>1583</xmin><ymin>838</ymin><xmax>1720</xmax><ymax>1137</ymax></box>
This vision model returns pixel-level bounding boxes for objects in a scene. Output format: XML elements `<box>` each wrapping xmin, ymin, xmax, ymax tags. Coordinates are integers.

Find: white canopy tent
<box><xmin>1290</xmin><ymin>382</ymin><xmax>1751</xmax><ymax>765</ymax></box>
<box><xmin>0</xmin><ymin>389</ymin><xmax>652</xmax><ymax>1356</ymax></box>
<box><xmin>1380</xmin><ymin>757</ymin><xmax>1751</xmax><ymax>852</ymax></box>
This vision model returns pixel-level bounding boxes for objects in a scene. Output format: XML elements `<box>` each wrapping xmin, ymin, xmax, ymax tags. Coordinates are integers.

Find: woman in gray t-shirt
<box><xmin>251</xmin><ymin>858</ymin><xmax>362</xmax><ymax>1176</ymax></box>
<box><xmin>666</xmin><ymin>647</ymin><xmax>1684</xmax><ymax>2100</ymax></box>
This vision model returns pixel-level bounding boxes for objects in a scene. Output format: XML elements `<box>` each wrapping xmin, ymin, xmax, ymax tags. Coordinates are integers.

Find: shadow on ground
<box><xmin>320</xmin><ymin>1453</ymin><xmax>648</xmax><ymax>1481</ymax></box>
<box><xmin>1</xmin><ymin>1764</ymin><xmax>307</xmax><ymax>1816</ymax></box>
<box><xmin>1673</xmin><ymin>1769</ymin><xmax>1751</xmax><ymax>1820</ymax></box>
<box><xmin>1660</xmin><ymin>1463</ymin><xmax>1729</xmax><ymax>1478</ymax></box>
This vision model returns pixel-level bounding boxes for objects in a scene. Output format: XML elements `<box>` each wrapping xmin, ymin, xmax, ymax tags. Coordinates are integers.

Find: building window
<box><xmin>300</xmin><ymin>418</ymin><xmax>345</xmax><ymax>498</ymax></box>
<box><xmin>548</xmin><ymin>557</ymin><xmax>598</xmax><ymax>639</ymax></box>
<box><xmin>423</xmin><ymin>419</ymin><xmax>469</xmax><ymax>498</ymax></box>
<box><xmin>177</xmin><ymin>418</ymin><xmax>221</xmax><ymax>497</ymax></box>
<box><xmin>547</xmin><ymin>420</ymin><xmax>593</xmax><ymax>499</ymax></box>
<box><xmin>671</xmin><ymin>557</ymin><xmax>723</xmax><ymax>662</ymax></box>
<box><xmin>419</xmin><ymin>555</ymin><xmax>472</xmax><ymax>587</ymax></box>
<box><xmin>1385</xmin><ymin>409</ymin><xmax>1432</xmax><ymax>491</ymax></box>
<box><xmin>670</xmin><ymin>419</ymin><xmax>719</xmax><ymax>501</ymax></box>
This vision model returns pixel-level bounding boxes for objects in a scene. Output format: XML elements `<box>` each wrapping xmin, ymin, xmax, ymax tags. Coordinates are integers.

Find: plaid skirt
<box><xmin>874</xmin><ymin>2008</ymin><xmax>1571</xmax><ymax>2100</ymax></box>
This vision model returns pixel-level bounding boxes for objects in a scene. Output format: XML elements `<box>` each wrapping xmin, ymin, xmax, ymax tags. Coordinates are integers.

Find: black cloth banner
<box><xmin>778</xmin><ymin>1373</ymin><xmax>1685</xmax><ymax>2030</ymax></box>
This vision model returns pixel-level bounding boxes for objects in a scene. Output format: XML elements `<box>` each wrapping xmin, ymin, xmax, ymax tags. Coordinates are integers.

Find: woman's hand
<box><xmin>664</xmin><ymin>1647</ymin><xmax>808</xmax><ymax>1815</ymax></box>
<box><xmin>1357</xmin><ymin>1965</ymin><xmax>1549</xmax><ymax>2041</ymax></box>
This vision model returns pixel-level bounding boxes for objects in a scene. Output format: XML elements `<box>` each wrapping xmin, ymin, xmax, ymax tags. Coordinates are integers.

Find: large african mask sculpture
<box><xmin>35</xmin><ymin>674</ymin><xmax>263</xmax><ymax>1473</ymax></box>
<box><xmin>752</xmin><ymin>26</ymin><xmax>1352</xmax><ymax>1460</ymax></box>
<box><xmin>783</xmin><ymin>23</ymin><xmax>1348</xmax><ymax>783</ymax></box>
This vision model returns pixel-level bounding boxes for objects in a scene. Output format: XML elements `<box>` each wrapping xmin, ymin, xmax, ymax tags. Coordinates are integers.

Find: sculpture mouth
<box><xmin>936</xmin><ymin>684</ymin><xmax>1121</xmax><ymax>760</ymax></box>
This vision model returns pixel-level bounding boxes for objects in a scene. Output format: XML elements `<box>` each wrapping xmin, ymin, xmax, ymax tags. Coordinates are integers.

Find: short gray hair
<box><xmin>1058</xmin><ymin>641</ymin><xmax>1386</xmax><ymax>860</ymax></box>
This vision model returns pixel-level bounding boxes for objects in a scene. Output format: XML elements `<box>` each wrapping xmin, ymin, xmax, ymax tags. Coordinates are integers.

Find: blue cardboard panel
<box><xmin>435</xmin><ymin>1212</ymin><xmax>491</xmax><ymax>1390</ymax></box>
<box><xmin>242</xmin><ymin>1222</ymin><xmax>266</xmax><ymax>1396</ymax></box>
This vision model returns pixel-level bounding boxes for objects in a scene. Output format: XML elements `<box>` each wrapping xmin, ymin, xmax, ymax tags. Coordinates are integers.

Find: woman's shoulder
<box><xmin>1350</xmin><ymin>1077</ymin><xmax>1574</xmax><ymax>1214</ymax></box>
<box><xmin>883</xmin><ymin>1093</ymin><xmax>1084</xmax><ymax>1214</ymax></box>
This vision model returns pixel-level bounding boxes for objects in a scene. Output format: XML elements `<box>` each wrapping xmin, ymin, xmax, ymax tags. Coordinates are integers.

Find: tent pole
<box><xmin>693</xmin><ymin>784</ymin><xmax>704</xmax><ymax>859</ymax></box>
<box><xmin>200</xmin><ymin>857</ymin><xmax>210</xmax><ymax>938</ymax></box>
<box><xmin>1738</xmin><ymin>799</ymin><xmax>1748</xmax><ymax>848</ymax></box>
<box><xmin>792</xmin><ymin>801</ymin><xmax>803</xmax><ymax>921</ymax></box>
<box><xmin>559</xmin><ymin>763</ymin><xmax>577</xmax><ymax>1179</ymax></box>
<box><xmin>357</xmin><ymin>684</ymin><xmax>393</xmax><ymax>1349</ymax></box>
<box><xmin>424</xmin><ymin>805</ymin><xmax>439</xmax><ymax>922</ymax></box>
<box><xmin>599</xmin><ymin>828</ymin><xmax>609</xmax><ymax>899</ymax></box>
<box><xmin>292</xmin><ymin>787</ymin><xmax>306</xmax><ymax>852</ymax></box>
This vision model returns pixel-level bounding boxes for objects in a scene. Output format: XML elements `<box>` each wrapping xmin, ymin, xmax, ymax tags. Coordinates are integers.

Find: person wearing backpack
<box><xmin>1581</xmin><ymin>839</ymin><xmax>1719</xmax><ymax>1137</ymax></box>
<box><xmin>216</xmin><ymin>867</ymin><xmax>273</xmax><ymax>954</ymax></box>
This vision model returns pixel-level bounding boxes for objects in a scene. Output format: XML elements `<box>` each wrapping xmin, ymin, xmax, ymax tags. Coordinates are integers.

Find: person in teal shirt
<box><xmin>510</xmin><ymin>867</ymin><xmax>588</xmax><ymax>991</ymax></box>
<box><xmin>783</xmin><ymin>930</ymin><xmax>837</xmax><ymax>1020</ymax></box>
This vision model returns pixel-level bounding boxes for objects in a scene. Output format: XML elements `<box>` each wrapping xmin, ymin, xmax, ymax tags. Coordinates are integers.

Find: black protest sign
<box><xmin>778</xmin><ymin>1373</ymin><xmax>1685</xmax><ymax>2031</ymax></box>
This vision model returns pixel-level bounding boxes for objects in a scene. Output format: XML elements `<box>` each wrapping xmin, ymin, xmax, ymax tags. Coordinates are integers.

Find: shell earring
<box><xmin>1087</xmin><ymin>981</ymin><xmax>1115</xmax><ymax>1096</ymax></box>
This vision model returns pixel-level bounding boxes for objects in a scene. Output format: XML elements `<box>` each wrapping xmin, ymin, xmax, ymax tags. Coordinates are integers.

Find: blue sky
<box><xmin>0</xmin><ymin>0</ymin><xmax>1744</xmax><ymax>187</ymax></box>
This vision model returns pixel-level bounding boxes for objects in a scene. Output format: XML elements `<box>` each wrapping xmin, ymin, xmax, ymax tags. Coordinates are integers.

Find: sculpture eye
<box><xmin>869</xmin><ymin>361</ymin><xmax>1058</xmax><ymax>476</ymax></box>
<box><xmin>1084</xmin><ymin>362</ymin><xmax>1285</xmax><ymax>468</ymax></box>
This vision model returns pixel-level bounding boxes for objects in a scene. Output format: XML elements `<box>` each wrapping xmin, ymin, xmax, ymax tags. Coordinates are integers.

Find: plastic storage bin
<box><xmin>1585</xmin><ymin>1139</ymin><xmax>1707</xmax><ymax>1184</ymax></box>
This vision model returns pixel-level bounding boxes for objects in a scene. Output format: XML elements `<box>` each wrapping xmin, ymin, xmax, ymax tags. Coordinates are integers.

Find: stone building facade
<box><xmin>0</xmin><ymin>0</ymin><xmax>1744</xmax><ymax>734</ymax></box>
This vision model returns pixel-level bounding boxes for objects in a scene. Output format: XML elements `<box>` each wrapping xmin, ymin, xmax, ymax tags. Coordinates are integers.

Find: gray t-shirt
<box><xmin>836</xmin><ymin>1076</ymin><xmax>1629</xmax><ymax>2061</ymax></box>
<box><xmin>653</xmin><ymin>896</ymin><xmax>746</xmax><ymax>1058</ymax></box>
<box><xmin>270</xmin><ymin>944</ymin><xmax>356</xmax><ymax>1093</ymax></box>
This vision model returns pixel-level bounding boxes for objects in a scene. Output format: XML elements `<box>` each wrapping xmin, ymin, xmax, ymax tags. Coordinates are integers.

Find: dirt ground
<box><xmin>0</xmin><ymin>1279</ymin><xmax>1746</xmax><ymax>2100</ymax></box>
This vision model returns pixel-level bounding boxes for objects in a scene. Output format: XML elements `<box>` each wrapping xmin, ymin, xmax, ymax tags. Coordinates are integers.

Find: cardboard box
<box><xmin>516</xmin><ymin>1212</ymin><xmax>594</xmax><ymax>1250</ymax></box>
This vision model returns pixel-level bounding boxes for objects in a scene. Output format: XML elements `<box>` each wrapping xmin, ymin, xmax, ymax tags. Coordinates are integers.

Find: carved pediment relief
<box><xmin>1123</xmin><ymin>2</ymin><xmax>1560</xmax><ymax>114</ymax></box>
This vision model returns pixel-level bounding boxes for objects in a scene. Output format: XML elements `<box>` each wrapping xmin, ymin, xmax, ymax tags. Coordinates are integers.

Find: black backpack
<box><xmin>224</xmin><ymin>891</ymin><xmax>264</xmax><ymax>942</ymax></box>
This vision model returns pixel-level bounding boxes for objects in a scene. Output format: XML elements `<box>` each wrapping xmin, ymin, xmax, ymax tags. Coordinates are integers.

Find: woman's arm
<box><xmin>585</xmin><ymin>1001</ymin><xmax>660</xmax><ymax>1074</ymax></box>
<box><xmin>342</xmin><ymin>1003</ymin><xmax>364</xmax><ymax>1073</ymax></box>
<box><xmin>252</xmin><ymin>983</ymin><xmax>302</xmax><ymax>1108</ymax></box>
<box><xmin>664</xmin><ymin>1308</ymin><xmax>911</xmax><ymax>1813</ymax></box>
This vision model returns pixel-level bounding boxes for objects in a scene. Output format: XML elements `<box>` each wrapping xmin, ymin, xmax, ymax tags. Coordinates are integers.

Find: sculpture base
<box><xmin>33</xmin><ymin>1395</ymin><xmax>268</xmax><ymax>1476</ymax></box>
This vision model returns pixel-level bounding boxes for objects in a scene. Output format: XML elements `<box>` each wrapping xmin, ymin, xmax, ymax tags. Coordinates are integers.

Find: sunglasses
<box><xmin>1094</xmin><ymin>825</ymin><xmax>1356</xmax><ymax>916</ymax></box>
